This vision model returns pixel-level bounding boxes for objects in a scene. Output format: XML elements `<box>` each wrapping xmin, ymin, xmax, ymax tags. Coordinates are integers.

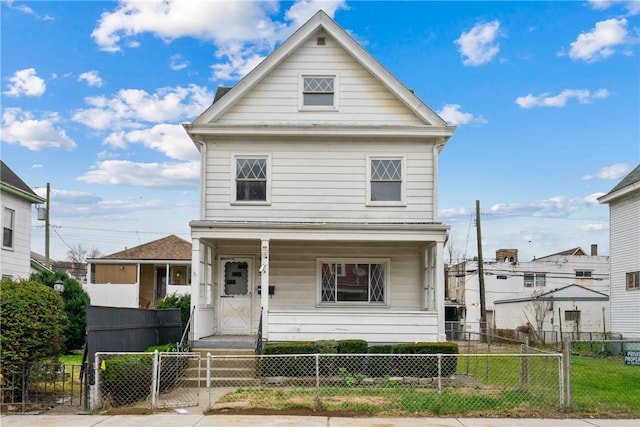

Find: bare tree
<box><xmin>523</xmin><ymin>290</ymin><xmax>552</xmax><ymax>344</ymax></box>
<box><xmin>67</xmin><ymin>244</ymin><xmax>102</xmax><ymax>263</ymax></box>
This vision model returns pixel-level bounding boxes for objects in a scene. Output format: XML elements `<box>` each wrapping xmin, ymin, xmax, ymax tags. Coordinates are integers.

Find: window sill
<box><xmin>366</xmin><ymin>201</ymin><xmax>406</xmax><ymax>207</ymax></box>
<box><xmin>231</xmin><ymin>201</ymin><xmax>271</xmax><ymax>206</ymax></box>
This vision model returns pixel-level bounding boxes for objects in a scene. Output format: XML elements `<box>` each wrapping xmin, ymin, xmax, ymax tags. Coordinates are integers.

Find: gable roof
<box><xmin>598</xmin><ymin>163</ymin><xmax>640</xmax><ymax>204</ymax></box>
<box><xmin>186</xmin><ymin>10</ymin><xmax>454</xmax><ymax>139</ymax></box>
<box><xmin>0</xmin><ymin>160</ymin><xmax>45</xmax><ymax>204</ymax></box>
<box><xmin>494</xmin><ymin>284</ymin><xmax>609</xmax><ymax>304</ymax></box>
<box><xmin>97</xmin><ymin>235</ymin><xmax>191</xmax><ymax>261</ymax></box>
<box><xmin>534</xmin><ymin>247</ymin><xmax>587</xmax><ymax>260</ymax></box>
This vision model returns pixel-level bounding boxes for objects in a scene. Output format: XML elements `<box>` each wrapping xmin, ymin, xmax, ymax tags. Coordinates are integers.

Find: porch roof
<box><xmin>190</xmin><ymin>220</ymin><xmax>449</xmax><ymax>242</ymax></box>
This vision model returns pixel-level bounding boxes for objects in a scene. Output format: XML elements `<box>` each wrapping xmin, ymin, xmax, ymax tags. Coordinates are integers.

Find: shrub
<box><xmin>157</xmin><ymin>293</ymin><xmax>191</xmax><ymax>331</ymax></box>
<box><xmin>367</xmin><ymin>345</ymin><xmax>396</xmax><ymax>377</ymax></box>
<box><xmin>101</xmin><ymin>354</ymin><xmax>153</xmax><ymax>406</ymax></box>
<box><xmin>394</xmin><ymin>342</ymin><xmax>458</xmax><ymax>377</ymax></box>
<box><xmin>337</xmin><ymin>340</ymin><xmax>368</xmax><ymax>374</ymax></box>
<box><xmin>0</xmin><ymin>278</ymin><xmax>69</xmax><ymax>364</ymax></box>
<box><xmin>261</xmin><ymin>342</ymin><xmax>315</xmax><ymax>377</ymax></box>
<box><xmin>30</xmin><ymin>271</ymin><xmax>90</xmax><ymax>353</ymax></box>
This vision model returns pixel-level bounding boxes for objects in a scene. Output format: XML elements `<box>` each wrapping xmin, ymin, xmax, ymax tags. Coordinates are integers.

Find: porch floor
<box><xmin>191</xmin><ymin>334</ymin><xmax>257</xmax><ymax>349</ymax></box>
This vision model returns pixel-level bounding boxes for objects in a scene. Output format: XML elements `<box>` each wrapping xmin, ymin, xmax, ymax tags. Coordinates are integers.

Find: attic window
<box><xmin>302</xmin><ymin>76</ymin><xmax>335</xmax><ymax>107</ymax></box>
<box><xmin>317</xmin><ymin>37</ymin><xmax>326</xmax><ymax>46</ymax></box>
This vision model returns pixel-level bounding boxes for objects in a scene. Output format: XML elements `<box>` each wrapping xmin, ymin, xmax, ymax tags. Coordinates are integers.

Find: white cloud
<box><xmin>0</xmin><ymin>108</ymin><xmax>77</xmax><ymax>151</ymax></box>
<box><xmin>78</xmin><ymin>70</ymin><xmax>104</xmax><ymax>87</ymax></box>
<box><xmin>582</xmin><ymin>163</ymin><xmax>631</xmax><ymax>180</ymax></box>
<box><xmin>455</xmin><ymin>20</ymin><xmax>501</xmax><ymax>66</ymax></box>
<box><xmin>515</xmin><ymin>89</ymin><xmax>609</xmax><ymax>108</ymax></box>
<box><xmin>5</xmin><ymin>0</ymin><xmax>33</xmax><ymax>14</ymax></box>
<box><xmin>72</xmin><ymin>84</ymin><xmax>213</xmax><ymax>130</ymax></box>
<box><xmin>587</xmin><ymin>0</ymin><xmax>640</xmax><ymax>15</ymax></box>
<box><xmin>437</xmin><ymin>104</ymin><xmax>487</xmax><ymax>126</ymax></box>
<box><xmin>78</xmin><ymin>160</ymin><xmax>200</xmax><ymax>189</ymax></box>
<box><xmin>3</xmin><ymin>68</ymin><xmax>46</xmax><ymax>97</ymax></box>
<box><xmin>91</xmin><ymin>1</ymin><xmax>347</xmax><ymax>80</ymax></box>
<box><xmin>487</xmin><ymin>194</ymin><xmax>603</xmax><ymax>218</ymax></box>
<box><xmin>568</xmin><ymin>18</ymin><xmax>629</xmax><ymax>62</ymax></box>
<box><xmin>169</xmin><ymin>54</ymin><xmax>188</xmax><ymax>71</ymax></box>
<box><xmin>107</xmin><ymin>123</ymin><xmax>200</xmax><ymax>161</ymax></box>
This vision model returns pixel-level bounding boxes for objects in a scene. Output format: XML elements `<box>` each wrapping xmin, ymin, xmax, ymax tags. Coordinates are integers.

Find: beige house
<box><xmin>183</xmin><ymin>11</ymin><xmax>456</xmax><ymax>345</ymax></box>
<box><xmin>86</xmin><ymin>235</ymin><xmax>191</xmax><ymax>308</ymax></box>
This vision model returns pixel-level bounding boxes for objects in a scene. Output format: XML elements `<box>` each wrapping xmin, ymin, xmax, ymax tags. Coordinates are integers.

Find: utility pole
<box><xmin>45</xmin><ymin>182</ymin><xmax>50</xmax><ymax>268</ymax></box>
<box><xmin>476</xmin><ymin>200</ymin><xmax>486</xmax><ymax>332</ymax></box>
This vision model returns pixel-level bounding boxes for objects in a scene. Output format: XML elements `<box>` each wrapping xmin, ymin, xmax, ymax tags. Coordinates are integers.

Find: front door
<box><xmin>219</xmin><ymin>258</ymin><xmax>253</xmax><ymax>334</ymax></box>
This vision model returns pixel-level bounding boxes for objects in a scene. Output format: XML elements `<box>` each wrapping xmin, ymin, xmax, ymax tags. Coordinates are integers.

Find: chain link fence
<box><xmin>0</xmin><ymin>361</ymin><xmax>87</xmax><ymax>413</ymax></box>
<box><xmin>93</xmin><ymin>351</ymin><xmax>199</xmax><ymax>411</ymax></box>
<box><xmin>205</xmin><ymin>352</ymin><xmax>563</xmax><ymax>416</ymax></box>
<box><xmin>565</xmin><ymin>340</ymin><xmax>640</xmax><ymax>416</ymax></box>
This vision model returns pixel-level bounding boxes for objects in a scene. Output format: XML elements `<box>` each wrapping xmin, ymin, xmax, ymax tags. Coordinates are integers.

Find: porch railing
<box><xmin>255</xmin><ymin>307</ymin><xmax>264</xmax><ymax>354</ymax></box>
<box><xmin>178</xmin><ymin>305</ymin><xmax>196</xmax><ymax>352</ymax></box>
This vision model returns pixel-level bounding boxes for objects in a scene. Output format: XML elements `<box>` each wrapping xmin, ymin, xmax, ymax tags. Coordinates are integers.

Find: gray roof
<box><xmin>99</xmin><ymin>234</ymin><xmax>191</xmax><ymax>261</ymax></box>
<box><xmin>608</xmin><ymin>163</ymin><xmax>640</xmax><ymax>193</ymax></box>
<box><xmin>0</xmin><ymin>160</ymin><xmax>45</xmax><ymax>203</ymax></box>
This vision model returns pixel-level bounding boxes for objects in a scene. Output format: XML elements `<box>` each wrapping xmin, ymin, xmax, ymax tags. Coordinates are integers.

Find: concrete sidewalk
<box><xmin>1</xmin><ymin>414</ymin><xmax>639</xmax><ymax>426</ymax></box>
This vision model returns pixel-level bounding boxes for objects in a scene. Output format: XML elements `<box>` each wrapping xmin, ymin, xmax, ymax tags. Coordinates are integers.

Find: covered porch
<box><xmin>189</xmin><ymin>221</ymin><xmax>448</xmax><ymax>346</ymax></box>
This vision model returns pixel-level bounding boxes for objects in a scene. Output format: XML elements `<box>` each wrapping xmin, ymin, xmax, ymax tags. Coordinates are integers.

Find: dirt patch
<box><xmin>205</xmin><ymin>406</ymin><xmax>375</xmax><ymax>417</ymax></box>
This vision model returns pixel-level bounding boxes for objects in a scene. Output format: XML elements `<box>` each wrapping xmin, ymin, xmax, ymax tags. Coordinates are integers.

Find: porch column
<box><xmin>435</xmin><ymin>240</ymin><xmax>446</xmax><ymax>342</ymax></box>
<box><xmin>423</xmin><ymin>245</ymin><xmax>435</xmax><ymax>311</ymax></box>
<box><xmin>260</xmin><ymin>239</ymin><xmax>270</xmax><ymax>339</ymax></box>
<box><xmin>190</xmin><ymin>237</ymin><xmax>200</xmax><ymax>340</ymax></box>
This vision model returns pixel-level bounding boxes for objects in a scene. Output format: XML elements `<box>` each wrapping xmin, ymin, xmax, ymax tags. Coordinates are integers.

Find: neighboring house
<box><xmin>448</xmin><ymin>246</ymin><xmax>610</xmax><ymax>337</ymax></box>
<box><xmin>183</xmin><ymin>11</ymin><xmax>456</xmax><ymax>344</ymax></box>
<box><xmin>1</xmin><ymin>161</ymin><xmax>45</xmax><ymax>280</ymax></box>
<box><xmin>86</xmin><ymin>235</ymin><xmax>191</xmax><ymax>308</ymax></box>
<box><xmin>598</xmin><ymin>164</ymin><xmax>640</xmax><ymax>339</ymax></box>
<box><xmin>494</xmin><ymin>284</ymin><xmax>609</xmax><ymax>341</ymax></box>
<box><xmin>31</xmin><ymin>251</ymin><xmax>87</xmax><ymax>284</ymax></box>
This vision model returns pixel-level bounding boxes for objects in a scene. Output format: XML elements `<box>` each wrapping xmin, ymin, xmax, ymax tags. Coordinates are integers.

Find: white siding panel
<box><xmin>1</xmin><ymin>192</ymin><xmax>33</xmax><ymax>279</ymax></box>
<box><xmin>203</xmin><ymin>141</ymin><xmax>436</xmax><ymax>222</ymax></box>
<box><xmin>609</xmin><ymin>193</ymin><xmax>640</xmax><ymax>338</ymax></box>
<box><xmin>216</xmin><ymin>35</ymin><xmax>425</xmax><ymax>126</ymax></box>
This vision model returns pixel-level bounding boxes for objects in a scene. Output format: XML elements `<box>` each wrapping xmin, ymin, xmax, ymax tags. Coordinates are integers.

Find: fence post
<box><xmin>93</xmin><ymin>353</ymin><xmax>101</xmax><ymax>410</ymax></box>
<box><xmin>564</xmin><ymin>338</ymin><xmax>572</xmax><ymax>408</ymax></box>
<box><xmin>437</xmin><ymin>354</ymin><xmax>442</xmax><ymax>409</ymax></box>
<box><xmin>558</xmin><ymin>353</ymin><xmax>565</xmax><ymax>409</ymax></box>
<box><xmin>151</xmin><ymin>350</ymin><xmax>159</xmax><ymax>410</ymax></box>
<box><xmin>524</xmin><ymin>336</ymin><xmax>530</xmax><ymax>391</ymax></box>
<box><xmin>207</xmin><ymin>353</ymin><xmax>211</xmax><ymax>409</ymax></box>
<box><xmin>315</xmin><ymin>354</ymin><xmax>320</xmax><ymax>409</ymax></box>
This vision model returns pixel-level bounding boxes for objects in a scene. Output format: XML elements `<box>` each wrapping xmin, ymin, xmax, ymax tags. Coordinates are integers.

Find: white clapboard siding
<box><xmin>267</xmin><ymin>311</ymin><xmax>439</xmax><ymax>343</ymax></box>
<box><xmin>203</xmin><ymin>141</ymin><xmax>436</xmax><ymax>222</ymax></box>
<box><xmin>1</xmin><ymin>192</ymin><xmax>33</xmax><ymax>279</ymax></box>
<box><xmin>216</xmin><ymin>32</ymin><xmax>426</xmax><ymax>126</ymax></box>
<box><xmin>609</xmin><ymin>193</ymin><xmax>640</xmax><ymax>337</ymax></box>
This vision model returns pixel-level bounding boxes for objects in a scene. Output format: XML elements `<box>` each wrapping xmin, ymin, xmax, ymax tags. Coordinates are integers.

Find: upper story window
<box><xmin>524</xmin><ymin>272</ymin><xmax>546</xmax><ymax>288</ymax></box>
<box><xmin>627</xmin><ymin>271</ymin><xmax>640</xmax><ymax>290</ymax></box>
<box><xmin>234</xmin><ymin>156</ymin><xmax>269</xmax><ymax>203</ymax></box>
<box><xmin>367</xmin><ymin>157</ymin><xmax>405</xmax><ymax>205</ymax></box>
<box><xmin>318</xmin><ymin>259</ymin><xmax>388</xmax><ymax>305</ymax></box>
<box><xmin>575</xmin><ymin>270</ymin><xmax>592</xmax><ymax>279</ymax></box>
<box><xmin>300</xmin><ymin>75</ymin><xmax>337</xmax><ymax>109</ymax></box>
<box><xmin>3</xmin><ymin>207</ymin><xmax>15</xmax><ymax>249</ymax></box>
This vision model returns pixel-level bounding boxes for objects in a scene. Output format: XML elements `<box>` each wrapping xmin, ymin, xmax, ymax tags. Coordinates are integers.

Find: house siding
<box><xmin>1</xmin><ymin>192</ymin><xmax>34</xmax><ymax>279</ymax></box>
<box><xmin>609</xmin><ymin>192</ymin><xmax>640</xmax><ymax>338</ymax></box>
<box><xmin>217</xmin><ymin>33</ymin><xmax>424</xmax><ymax>126</ymax></box>
<box><xmin>204</xmin><ymin>140</ymin><xmax>435</xmax><ymax>222</ymax></box>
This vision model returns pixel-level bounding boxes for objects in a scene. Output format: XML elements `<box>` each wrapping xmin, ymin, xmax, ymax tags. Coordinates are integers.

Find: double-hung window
<box><xmin>368</xmin><ymin>157</ymin><xmax>405</xmax><ymax>204</ymax></box>
<box><xmin>627</xmin><ymin>271</ymin><xmax>640</xmax><ymax>290</ymax></box>
<box><xmin>3</xmin><ymin>207</ymin><xmax>15</xmax><ymax>248</ymax></box>
<box><xmin>319</xmin><ymin>259</ymin><xmax>388</xmax><ymax>304</ymax></box>
<box><xmin>301</xmin><ymin>75</ymin><xmax>337</xmax><ymax>109</ymax></box>
<box><xmin>234</xmin><ymin>156</ymin><xmax>269</xmax><ymax>203</ymax></box>
<box><xmin>524</xmin><ymin>272</ymin><xmax>546</xmax><ymax>288</ymax></box>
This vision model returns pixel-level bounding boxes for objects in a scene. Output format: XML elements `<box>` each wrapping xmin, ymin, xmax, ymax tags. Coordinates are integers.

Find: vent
<box><xmin>317</xmin><ymin>37</ymin><xmax>326</xmax><ymax>46</ymax></box>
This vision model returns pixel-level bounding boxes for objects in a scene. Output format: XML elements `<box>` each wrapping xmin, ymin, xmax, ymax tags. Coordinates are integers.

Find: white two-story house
<box><xmin>183</xmin><ymin>11</ymin><xmax>456</xmax><ymax>345</ymax></box>
<box><xmin>1</xmin><ymin>161</ymin><xmax>45</xmax><ymax>280</ymax></box>
<box><xmin>598</xmin><ymin>164</ymin><xmax>640</xmax><ymax>339</ymax></box>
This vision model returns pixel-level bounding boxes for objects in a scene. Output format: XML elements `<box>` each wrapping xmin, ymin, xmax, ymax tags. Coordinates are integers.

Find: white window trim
<box><xmin>2</xmin><ymin>206</ymin><xmax>15</xmax><ymax>249</ymax></box>
<box><xmin>298</xmin><ymin>73</ymin><xmax>339</xmax><ymax>111</ymax></box>
<box><xmin>231</xmin><ymin>154</ymin><xmax>272</xmax><ymax>205</ymax></box>
<box><xmin>366</xmin><ymin>155</ymin><xmax>407</xmax><ymax>207</ymax></box>
<box><xmin>316</xmin><ymin>258</ymin><xmax>390</xmax><ymax>306</ymax></box>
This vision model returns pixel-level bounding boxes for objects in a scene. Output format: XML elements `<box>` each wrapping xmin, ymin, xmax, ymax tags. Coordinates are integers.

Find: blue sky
<box><xmin>1</xmin><ymin>0</ymin><xmax>638</xmax><ymax>263</ymax></box>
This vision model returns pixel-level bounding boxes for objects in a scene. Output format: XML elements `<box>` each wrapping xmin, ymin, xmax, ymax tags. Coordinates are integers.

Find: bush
<box><xmin>261</xmin><ymin>342</ymin><xmax>315</xmax><ymax>377</ymax></box>
<box><xmin>101</xmin><ymin>354</ymin><xmax>153</xmax><ymax>406</ymax></box>
<box><xmin>337</xmin><ymin>340</ymin><xmax>368</xmax><ymax>374</ymax></box>
<box><xmin>394</xmin><ymin>342</ymin><xmax>458</xmax><ymax>377</ymax></box>
<box><xmin>0</xmin><ymin>278</ymin><xmax>69</xmax><ymax>364</ymax></box>
<box><xmin>30</xmin><ymin>271</ymin><xmax>90</xmax><ymax>353</ymax></box>
<box><xmin>157</xmin><ymin>293</ymin><xmax>191</xmax><ymax>331</ymax></box>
